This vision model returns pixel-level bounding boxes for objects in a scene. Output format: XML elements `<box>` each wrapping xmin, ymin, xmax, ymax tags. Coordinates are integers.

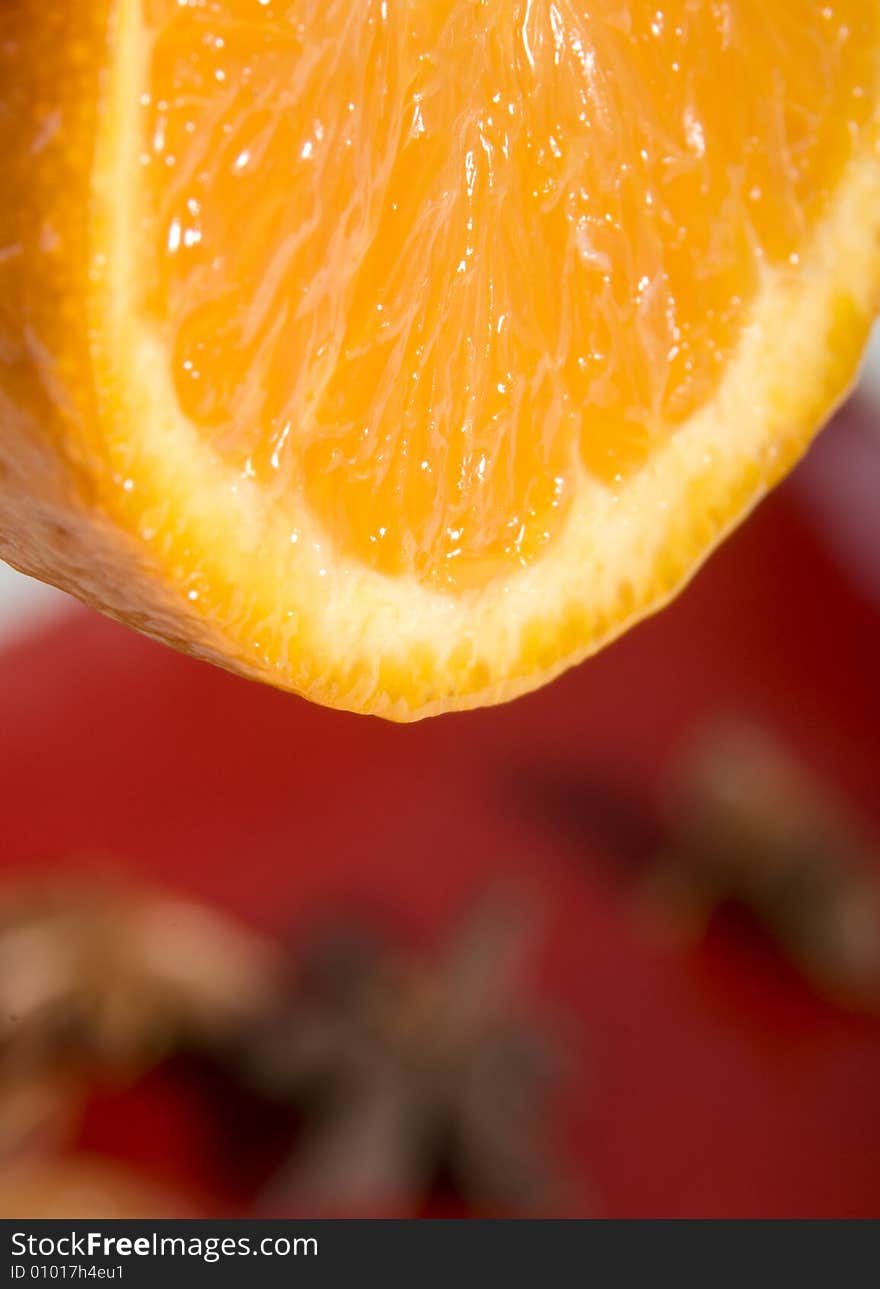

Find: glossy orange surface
<box><xmin>145</xmin><ymin>1</ymin><xmax>876</xmax><ymax>587</ymax></box>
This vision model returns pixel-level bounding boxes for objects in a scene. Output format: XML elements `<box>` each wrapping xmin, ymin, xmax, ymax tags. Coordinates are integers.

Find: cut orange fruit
<box><xmin>1</xmin><ymin>2</ymin><xmax>879</xmax><ymax>719</ymax></box>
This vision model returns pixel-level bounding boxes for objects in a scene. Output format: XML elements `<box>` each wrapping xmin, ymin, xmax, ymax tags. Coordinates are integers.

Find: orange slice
<box><xmin>1</xmin><ymin>2</ymin><xmax>879</xmax><ymax>719</ymax></box>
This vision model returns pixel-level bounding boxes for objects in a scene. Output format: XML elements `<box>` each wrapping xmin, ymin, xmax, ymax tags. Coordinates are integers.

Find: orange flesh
<box><xmin>141</xmin><ymin>1</ymin><xmax>876</xmax><ymax>591</ymax></box>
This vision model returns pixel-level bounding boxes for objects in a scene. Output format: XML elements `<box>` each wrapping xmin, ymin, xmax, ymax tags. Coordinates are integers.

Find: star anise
<box><xmin>236</xmin><ymin>888</ymin><xmax>562</xmax><ymax>1217</ymax></box>
<box><xmin>649</xmin><ymin>722</ymin><xmax>880</xmax><ymax>1008</ymax></box>
<box><xmin>0</xmin><ymin>871</ymin><xmax>282</xmax><ymax>1161</ymax></box>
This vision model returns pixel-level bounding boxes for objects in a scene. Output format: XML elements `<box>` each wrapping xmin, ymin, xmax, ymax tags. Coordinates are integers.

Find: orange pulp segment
<box><xmin>143</xmin><ymin>1</ymin><xmax>877</xmax><ymax>589</ymax></box>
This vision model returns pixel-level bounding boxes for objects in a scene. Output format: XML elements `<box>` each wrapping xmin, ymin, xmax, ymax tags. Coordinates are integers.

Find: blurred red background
<box><xmin>1</xmin><ymin>397</ymin><xmax>879</xmax><ymax>1218</ymax></box>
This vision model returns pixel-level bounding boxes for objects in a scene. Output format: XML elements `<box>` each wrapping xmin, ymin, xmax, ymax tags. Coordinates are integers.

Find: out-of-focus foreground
<box><xmin>0</xmin><ymin>392</ymin><xmax>879</xmax><ymax>1218</ymax></box>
